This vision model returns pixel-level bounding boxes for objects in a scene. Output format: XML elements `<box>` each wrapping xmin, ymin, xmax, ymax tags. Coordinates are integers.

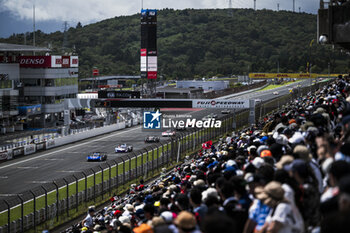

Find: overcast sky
<box><xmin>0</xmin><ymin>0</ymin><xmax>320</xmax><ymax>37</ymax></box>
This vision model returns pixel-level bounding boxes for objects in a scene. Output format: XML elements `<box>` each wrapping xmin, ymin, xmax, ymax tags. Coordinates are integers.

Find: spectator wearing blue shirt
<box><xmin>243</xmin><ymin>187</ymin><xmax>271</xmax><ymax>233</ymax></box>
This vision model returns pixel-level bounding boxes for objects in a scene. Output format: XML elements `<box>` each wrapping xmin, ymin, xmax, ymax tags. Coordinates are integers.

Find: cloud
<box><xmin>0</xmin><ymin>0</ymin><xmax>319</xmax><ymax>24</ymax></box>
<box><xmin>1</xmin><ymin>0</ymin><xmax>140</xmax><ymax>23</ymax></box>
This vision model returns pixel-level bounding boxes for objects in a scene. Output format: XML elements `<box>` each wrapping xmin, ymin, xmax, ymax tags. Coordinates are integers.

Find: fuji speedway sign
<box><xmin>193</xmin><ymin>99</ymin><xmax>250</xmax><ymax>109</ymax></box>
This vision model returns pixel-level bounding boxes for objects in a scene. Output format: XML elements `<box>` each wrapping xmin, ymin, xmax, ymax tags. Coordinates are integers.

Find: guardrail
<box><xmin>0</xmin><ymin>81</ymin><xmax>329</xmax><ymax>233</ymax></box>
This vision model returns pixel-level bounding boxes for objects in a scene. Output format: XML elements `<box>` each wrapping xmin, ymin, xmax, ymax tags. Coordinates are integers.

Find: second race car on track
<box><xmin>145</xmin><ymin>136</ymin><xmax>160</xmax><ymax>143</ymax></box>
<box><xmin>221</xmin><ymin>109</ymin><xmax>231</xmax><ymax>114</ymax></box>
<box><xmin>115</xmin><ymin>144</ymin><xmax>133</xmax><ymax>153</ymax></box>
<box><xmin>87</xmin><ymin>152</ymin><xmax>107</xmax><ymax>162</ymax></box>
<box><xmin>162</xmin><ymin>130</ymin><xmax>176</xmax><ymax>137</ymax></box>
<box><xmin>202</xmin><ymin>113</ymin><xmax>218</xmax><ymax>120</ymax></box>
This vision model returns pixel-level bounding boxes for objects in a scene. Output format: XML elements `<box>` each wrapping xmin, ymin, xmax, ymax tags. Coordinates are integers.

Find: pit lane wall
<box><xmin>53</xmin><ymin>122</ymin><xmax>126</xmax><ymax>148</ymax></box>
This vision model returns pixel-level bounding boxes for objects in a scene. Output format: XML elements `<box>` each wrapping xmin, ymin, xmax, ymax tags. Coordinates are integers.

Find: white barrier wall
<box><xmin>0</xmin><ymin>122</ymin><xmax>127</xmax><ymax>161</ymax></box>
<box><xmin>53</xmin><ymin>122</ymin><xmax>126</xmax><ymax>148</ymax></box>
<box><xmin>46</xmin><ymin>140</ymin><xmax>56</xmax><ymax>149</ymax></box>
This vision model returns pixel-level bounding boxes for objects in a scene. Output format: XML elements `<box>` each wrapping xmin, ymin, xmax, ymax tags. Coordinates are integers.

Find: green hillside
<box><xmin>1</xmin><ymin>8</ymin><xmax>349</xmax><ymax>79</ymax></box>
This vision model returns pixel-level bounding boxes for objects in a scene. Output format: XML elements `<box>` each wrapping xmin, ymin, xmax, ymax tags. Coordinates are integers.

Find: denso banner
<box><xmin>19</xmin><ymin>56</ymin><xmax>52</xmax><ymax>68</ymax></box>
<box><xmin>18</xmin><ymin>56</ymin><xmax>78</xmax><ymax>68</ymax></box>
<box><xmin>193</xmin><ymin>99</ymin><xmax>250</xmax><ymax>109</ymax></box>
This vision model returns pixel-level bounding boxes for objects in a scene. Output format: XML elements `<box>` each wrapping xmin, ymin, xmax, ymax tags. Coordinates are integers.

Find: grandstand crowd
<box><xmin>64</xmin><ymin>76</ymin><xmax>350</xmax><ymax>233</ymax></box>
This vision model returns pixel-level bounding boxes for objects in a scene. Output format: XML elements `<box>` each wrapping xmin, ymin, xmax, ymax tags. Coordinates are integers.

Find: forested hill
<box><xmin>1</xmin><ymin>8</ymin><xmax>349</xmax><ymax>79</ymax></box>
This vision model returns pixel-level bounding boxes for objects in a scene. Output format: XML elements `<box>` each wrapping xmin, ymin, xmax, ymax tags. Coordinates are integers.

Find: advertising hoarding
<box><xmin>193</xmin><ymin>99</ymin><xmax>250</xmax><ymax>109</ymax></box>
<box><xmin>18</xmin><ymin>56</ymin><xmax>79</xmax><ymax>68</ymax></box>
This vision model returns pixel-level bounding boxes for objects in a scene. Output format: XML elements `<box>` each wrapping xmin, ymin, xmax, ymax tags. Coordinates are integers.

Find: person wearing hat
<box><xmin>293</xmin><ymin>145</ymin><xmax>324</xmax><ymax>193</ymax></box>
<box><xmin>123</xmin><ymin>203</ymin><xmax>135</xmax><ymax>218</ymax></box>
<box><xmin>82</xmin><ymin>207</ymin><xmax>95</xmax><ymax>230</ymax></box>
<box><xmin>174</xmin><ymin>211</ymin><xmax>200</xmax><ymax>233</ymax></box>
<box><xmin>257</xmin><ymin>181</ymin><xmax>304</xmax><ymax>233</ymax></box>
<box><xmin>133</xmin><ymin>223</ymin><xmax>154</xmax><ymax>233</ymax></box>
<box><xmin>243</xmin><ymin>185</ymin><xmax>271</xmax><ymax>233</ymax></box>
<box><xmin>260</xmin><ymin>150</ymin><xmax>272</xmax><ymax>158</ymax></box>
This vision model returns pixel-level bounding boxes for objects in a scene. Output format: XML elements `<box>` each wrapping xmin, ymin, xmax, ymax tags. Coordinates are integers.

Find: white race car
<box><xmin>202</xmin><ymin>114</ymin><xmax>217</xmax><ymax>121</ymax></box>
<box><xmin>115</xmin><ymin>144</ymin><xmax>133</xmax><ymax>153</ymax></box>
<box><xmin>273</xmin><ymin>91</ymin><xmax>279</xmax><ymax>95</ymax></box>
<box><xmin>162</xmin><ymin>130</ymin><xmax>176</xmax><ymax>137</ymax></box>
<box><xmin>221</xmin><ymin>109</ymin><xmax>231</xmax><ymax>114</ymax></box>
<box><xmin>145</xmin><ymin>136</ymin><xmax>160</xmax><ymax>143</ymax></box>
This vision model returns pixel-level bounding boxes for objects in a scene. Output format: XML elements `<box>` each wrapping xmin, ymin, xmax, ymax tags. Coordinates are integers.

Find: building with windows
<box><xmin>0</xmin><ymin>43</ymin><xmax>79</xmax><ymax>132</ymax></box>
<box><xmin>0</xmin><ymin>63</ymin><xmax>20</xmax><ymax>133</ymax></box>
<box><xmin>19</xmin><ymin>55</ymin><xmax>79</xmax><ymax>127</ymax></box>
<box><xmin>0</xmin><ymin>43</ymin><xmax>50</xmax><ymax>133</ymax></box>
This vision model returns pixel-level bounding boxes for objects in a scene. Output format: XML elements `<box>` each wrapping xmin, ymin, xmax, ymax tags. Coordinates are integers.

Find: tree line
<box><xmin>1</xmin><ymin>8</ymin><xmax>349</xmax><ymax>79</ymax></box>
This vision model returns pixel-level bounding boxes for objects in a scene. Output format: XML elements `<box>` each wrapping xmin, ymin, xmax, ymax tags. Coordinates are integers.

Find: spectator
<box><xmin>82</xmin><ymin>207</ymin><xmax>95</xmax><ymax>230</ymax></box>
<box><xmin>220</xmin><ymin>181</ymin><xmax>248</xmax><ymax>233</ymax></box>
<box><xmin>189</xmin><ymin>188</ymin><xmax>207</xmax><ymax>223</ymax></box>
<box><xmin>258</xmin><ymin>181</ymin><xmax>304</xmax><ymax>233</ymax></box>
<box><xmin>243</xmin><ymin>185</ymin><xmax>270</xmax><ymax>233</ymax></box>
<box><xmin>320</xmin><ymin>160</ymin><xmax>350</xmax><ymax>216</ymax></box>
<box><xmin>338</xmin><ymin>175</ymin><xmax>350</xmax><ymax>213</ymax></box>
<box><xmin>174</xmin><ymin>211</ymin><xmax>200</xmax><ymax>233</ymax></box>
<box><xmin>285</xmin><ymin>159</ymin><xmax>320</xmax><ymax>230</ymax></box>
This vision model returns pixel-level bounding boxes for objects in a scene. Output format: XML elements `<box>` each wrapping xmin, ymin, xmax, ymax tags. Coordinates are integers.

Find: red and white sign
<box><xmin>140</xmin><ymin>49</ymin><xmax>147</xmax><ymax>56</ymax></box>
<box><xmin>51</xmin><ymin>55</ymin><xmax>62</xmax><ymax>68</ymax></box>
<box><xmin>70</xmin><ymin>56</ymin><xmax>79</xmax><ymax>67</ymax></box>
<box><xmin>147</xmin><ymin>71</ymin><xmax>157</xmax><ymax>79</ymax></box>
<box><xmin>140</xmin><ymin>49</ymin><xmax>147</xmax><ymax>72</ymax></box>
<box><xmin>93</xmin><ymin>68</ymin><xmax>99</xmax><ymax>76</ymax></box>
<box><xmin>18</xmin><ymin>55</ymin><xmax>79</xmax><ymax>68</ymax></box>
<box><xmin>62</xmin><ymin>56</ymin><xmax>70</xmax><ymax>68</ymax></box>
